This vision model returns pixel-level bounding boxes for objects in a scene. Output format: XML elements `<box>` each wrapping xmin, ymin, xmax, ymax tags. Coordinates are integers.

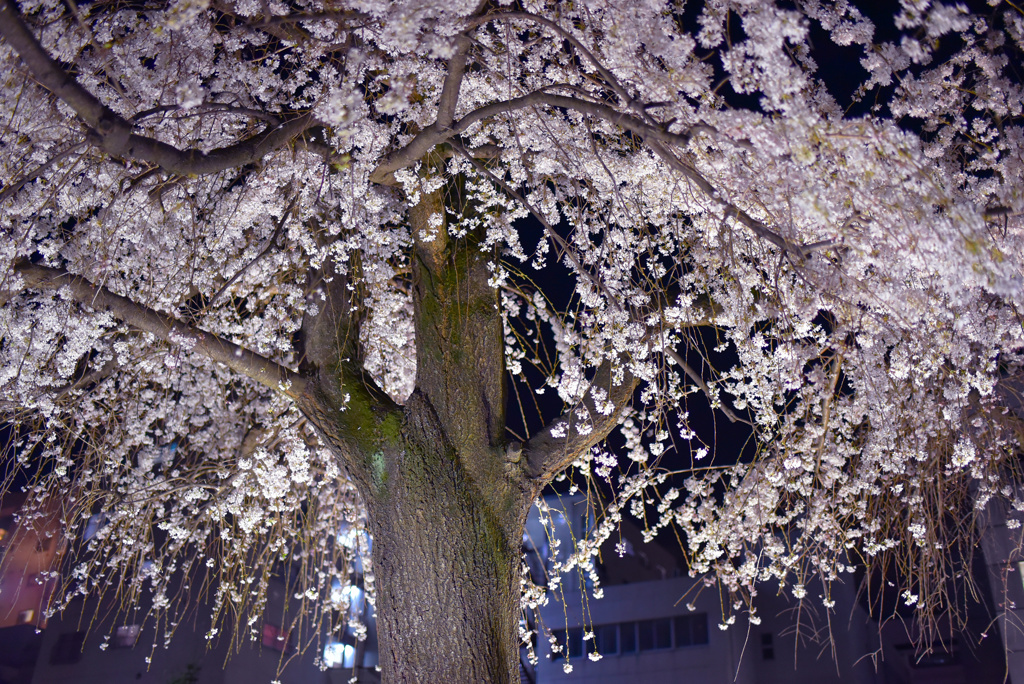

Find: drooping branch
<box><xmin>467</xmin><ymin>11</ymin><xmax>636</xmax><ymax>109</ymax></box>
<box><xmin>664</xmin><ymin>348</ymin><xmax>748</xmax><ymax>425</ymax></box>
<box><xmin>0</xmin><ymin>0</ymin><xmax>316</xmax><ymax>176</ymax></box>
<box><xmin>10</xmin><ymin>261</ymin><xmax>309</xmax><ymax>399</ymax></box>
<box><xmin>455</xmin><ymin>139</ymin><xmax>749</xmax><ymax>434</ymax></box>
<box><xmin>450</xmin><ymin>140</ymin><xmax>596</xmax><ymax>291</ymax></box>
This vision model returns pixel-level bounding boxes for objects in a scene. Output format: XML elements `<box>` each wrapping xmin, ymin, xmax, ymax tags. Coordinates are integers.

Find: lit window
<box><xmin>18</xmin><ymin>609</ymin><xmax>35</xmax><ymax>625</ymax></box>
<box><xmin>0</xmin><ymin>514</ymin><xmax>14</xmax><ymax>545</ymax></box>
<box><xmin>323</xmin><ymin>641</ymin><xmax>356</xmax><ymax>669</ymax></box>
<box><xmin>83</xmin><ymin>513</ymin><xmax>107</xmax><ymax>541</ymax></box>
<box><xmin>114</xmin><ymin>625</ymin><xmax>140</xmax><ymax>648</ymax></box>
<box><xmin>329</xmin><ymin>579</ymin><xmax>364</xmax><ymax>616</ymax></box>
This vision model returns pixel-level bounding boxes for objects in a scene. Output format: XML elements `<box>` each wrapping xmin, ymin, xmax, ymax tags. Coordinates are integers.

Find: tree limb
<box><xmin>379</xmin><ymin>87</ymin><xmax>825</xmax><ymax>257</ymax></box>
<box><xmin>0</xmin><ymin>141</ymin><xmax>86</xmax><ymax>203</ymax></box>
<box><xmin>371</xmin><ymin>90</ymin><xmax>692</xmax><ymax>184</ymax></box>
<box><xmin>522</xmin><ymin>357</ymin><xmax>638</xmax><ymax>485</ymax></box>
<box><xmin>11</xmin><ymin>260</ymin><xmax>309</xmax><ymax>399</ymax></box>
<box><xmin>0</xmin><ymin>0</ymin><xmax>316</xmax><ymax>176</ymax></box>
<box><xmin>664</xmin><ymin>348</ymin><xmax>748</xmax><ymax>425</ymax></box>
<box><xmin>468</xmin><ymin>11</ymin><xmax>635</xmax><ymax>109</ymax></box>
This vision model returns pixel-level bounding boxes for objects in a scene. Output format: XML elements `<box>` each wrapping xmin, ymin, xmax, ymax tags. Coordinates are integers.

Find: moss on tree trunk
<box><xmin>366</xmin><ymin>392</ymin><xmax>528</xmax><ymax>683</ymax></box>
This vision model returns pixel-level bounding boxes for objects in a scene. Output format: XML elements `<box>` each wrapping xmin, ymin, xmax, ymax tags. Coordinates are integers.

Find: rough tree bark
<box><xmin>368</xmin><ymin>391</ymin><xmax>527</xmax><ymax>683</ymax></box>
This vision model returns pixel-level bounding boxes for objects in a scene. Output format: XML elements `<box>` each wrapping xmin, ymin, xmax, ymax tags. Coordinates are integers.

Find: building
<box><xmin>980</xmin><ymin>487</ymin><xmax>1024</xmax><ymax>684</ymax></box>
<box><xmin>529</xmin><ymin>494</ymin><xmax>1005</xmax><ymax>684</ymax></box>
<box><xmin>0</xmin><ymin>493</ymin><xmax>64</xmax><ymax>684</ymax></box>
<box><xmin>0</xmin><ymin>493</ymin><xmax>64</xmax><ymax>630</ymax></box>
<box><xmin>28</xmin><ymin>554</ymin><xmax>381</xmax><ymax>684</ymax></box>
<box><xmin>18</xmin><ymin>507</ymin><xmax>379</xmax><ymax>684</ymax></box>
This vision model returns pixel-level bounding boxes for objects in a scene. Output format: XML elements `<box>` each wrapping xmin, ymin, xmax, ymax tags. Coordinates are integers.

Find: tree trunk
<box><xmin>366</xmin><ymin>392</ymin><xmax>528</xmax><ymax>683</ymax></box>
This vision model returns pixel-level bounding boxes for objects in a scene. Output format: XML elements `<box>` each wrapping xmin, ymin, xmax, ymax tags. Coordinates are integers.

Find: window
<box><xmin>0</xmin><ymin>514</ymin><xmax>14</xmax><ymax>546</ymax></box>
<box><xmin>552</xmin><ymin>629</ymin><xmax>565</xmax><ymax>655</ymax></box>
<box><xmin>552</xmin><ymin>628</ymin><xmax>584</xmax><ymax>659</ymax></box>
<box><xmin>556</xmin><ymin>615</ymin><xmax>708</xmax><ymax>660</ymax></box>
<box><xmin>674</xmin><ymin>614</ymin><xmax>709</xmax><ymax>647</ymax></box>
<box><xmin>566</xmin><ymin>627</ymin><xmax>583</xmax><ymax>659</ymax></box>
<box><xmin>323</xmin><ymin>640</ymin><xmax>356</xmax><ymax>669</ymax></box>
<box><xmin>638</xmin><ymin>618</ymin><xmax>671</xmax><ymax>651</ymax></box>
<box><xmin>114</xmin><ymin>625</ymin><xmax>141</xmax><ymax>648</ymax></box>
<box><xmin>261</xmin><ymin>623</ymin><xmax>291</xmax><ymax>653</ymax></box>
<box><xmin>761</xmin><ymin>633</ymin><xmax>774</xmax><ymax>661</ymax></box>
<box><xmin>692</xmin><ymin>614</ymin><xmax>708</xmax><ymax>645</ymax></box>
<box><xmin>595</xmin><ymin>623</ymin><xmax>618</xmax><ymax>655</ymax></box>
<box><xmin>17</xmin><ymin>609</ymin><xmax>34</xmax><ymax>625</ymax></box>
<box><xmin>83</xmin><ymin>513</ymin><xmax>107</xmax><ymax>541</ymax></box>
<box><xmin>50</xmin><ymin>631</ymin><xmax>85</xmax><ymax>665</ymax></box>
<box><xmin>620</xmin><ymin>621</ymin><xmax>637</xmax><ymax>654</ymax></box>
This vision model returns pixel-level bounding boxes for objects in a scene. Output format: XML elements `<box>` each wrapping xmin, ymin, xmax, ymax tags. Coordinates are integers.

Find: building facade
<box><xmin>530</xmin><ymin>494</ymin><xmax>1002</xmax><ymax>684</ymax></box>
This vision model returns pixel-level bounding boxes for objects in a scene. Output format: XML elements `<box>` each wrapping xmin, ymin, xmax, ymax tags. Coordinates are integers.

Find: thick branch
<box><xmin>467</xmin><ymin>11</ymin><xmax>811</xmax><ymax>254</ymax></box>
<box><xmin>378</xmin><ymin>88</ymin><xmax>821</xmax><ymax>257</ymax></box>
<box><xmin>371</xmin><ymin>90</ymin><xmax>692</xmax><ymax>184</ymax></box>
<box><xmin>523</xmin><ymin>358</ymin><xmax>637</xmax><ymax>485</ymax></box>
<box><xmin>0</xmin><ymin>0</ymin><xmax>316</xmax><ymax>176</ymax></box>
<box><xmin>12</xmin><ymin>261</ymin><xmax>308</xmax><ymax>399</ymax></box>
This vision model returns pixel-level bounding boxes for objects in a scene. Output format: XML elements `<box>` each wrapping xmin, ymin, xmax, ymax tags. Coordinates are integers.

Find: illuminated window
<box><xmin>323</xmin><ymin>640</ymin><xmax>356</xmax><ymax>669</ymax></box>
<box><xmin>0</xmin><ymin>514</ymin><xmax>14</xmax><ymax>545</ymax></box>
<box><xmin>83</xmin><ymin>513</ymin><xmax>107</xmax><ymax>541</ymax></box>
<box><xmin>114</xmin><ymin>624</ymin><xmax>140</xmax><ymax>648</ymax></box>
<box><xmin>17</xmin><ymin>609</ymin><xmax>35</xmax><ymax>625</ymax></box>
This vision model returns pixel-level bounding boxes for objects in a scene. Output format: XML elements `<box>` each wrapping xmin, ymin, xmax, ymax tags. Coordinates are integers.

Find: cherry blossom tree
<box><xmin>1</xmin><ymin>0</ymin><xmax>1023</xmax><ymax>680</ymax></box>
